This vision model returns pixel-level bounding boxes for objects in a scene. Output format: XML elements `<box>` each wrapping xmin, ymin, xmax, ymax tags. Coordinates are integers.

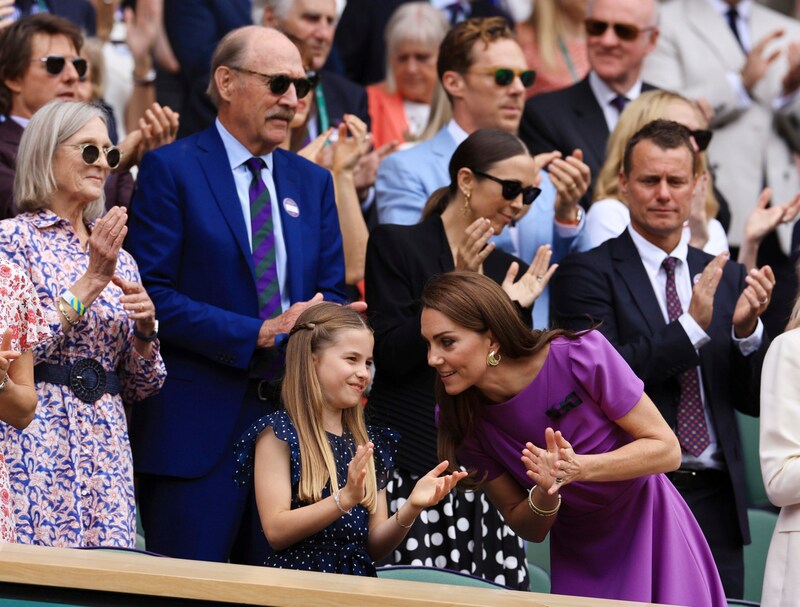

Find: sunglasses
<box><xmin>469</xmin><ymin>67</ymin><xmax>537</xmax><ymax>89</ymax></box>
<box><xmin>231</xmin><ymin>67</ymin><xmax>316</xmax><ymax>98</ymax></box>
<box><xmin>64</xmin><ymin>143</ymin><xmax>122</xmax><ymax>169</ymax></box>
<box><xmin>584</xmin><ymin>19</ymin><xmax>654</xmax><ymax>42</ymax></box>
<box><xmin>34</xmin><ymin>55</ymin><xmax>88</xmax><ymax>78</ymax></box>
<box><xmin>471</xmin><ymin>169</ymin><xmax>541</xmax><ymax>206</ymax></box>
<box><xmin>689</xmin><ymin>129</ymin><xmax>713</xmax><ymax>152</ymax></box>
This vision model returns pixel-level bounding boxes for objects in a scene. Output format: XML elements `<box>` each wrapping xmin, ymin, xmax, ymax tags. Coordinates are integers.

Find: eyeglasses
<box><xmin>468</xmin><ymin>68</ymin><xmax>537</xmax><ymax>89</ymax></box>
<box><xmin>34</xmin><ymin>56</ymin><xmax>88</xmax><ymax>78</ymax></box>
<box><xmin>471</xmin><ymin>169</ymin><xmax>541</xmax><ymax>206</ymax></box>
<box><xmin>689</xmin><ymin>129</ymin><xmax>713</xmax><ymax>152</ymax></box>
<box><xmin>584</xmin><ymin>18</ymin><xmax>655</xmax><ymax>41</ymax></box>
<box><xmin>64</xmin><ymin>143</ymin><xmax>122</xmax><ymax>169</ymax></box>
<box><xmin>231</xmin><ymin>67</ymin><xmax>316</xmax><ymax>98</ymax></box>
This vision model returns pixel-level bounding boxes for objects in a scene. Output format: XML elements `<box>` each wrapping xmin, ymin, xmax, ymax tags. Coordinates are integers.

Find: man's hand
<box><xmin>687</xmin><ymin>253</ymin><xmax>728</xmax><ymax>330</ymax></box>
<box><xmin>733</xmin><ymin>266</ymin><xmax>775</xmax><ymax>338</ymax></box>
<box><xmin>741</xmin><ymin>29</ymin><xmax>783</xmax><ymax>92</ymax></box>
<box><xmin>256</xmin><ymin>293</ymin><xmax>324</xmax><ymax>348</ymax></box>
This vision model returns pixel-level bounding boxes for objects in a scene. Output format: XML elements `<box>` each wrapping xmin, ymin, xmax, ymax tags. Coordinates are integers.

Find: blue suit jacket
<box><xmin>374</xmin><ymin>126</ymin><xmax>582</xmax><ymax>329</ymax></box>
<box><xmin>126</xmin><ymin>124</ymin><xmax>346</xmax><ymax>479</ymax></box>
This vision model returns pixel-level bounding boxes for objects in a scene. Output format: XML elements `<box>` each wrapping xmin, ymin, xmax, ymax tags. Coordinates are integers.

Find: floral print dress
<box><xmin>0</xmin><ymin>210</ymin><xmax>166</xmax><ymax>547</ymax></box>
<box><xmin>0</xmin><ymin>258</ymin><xmax>51</xmax><ymax>543</ymax></box>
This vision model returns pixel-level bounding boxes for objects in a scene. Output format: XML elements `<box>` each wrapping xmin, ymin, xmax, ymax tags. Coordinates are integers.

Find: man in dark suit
<box><xmin>11</xmin><ymin>0</ymin><xmax>96</xmax><ymax>34</ymax></box>
<box><xmin>551</xmin><ymin>120</ymin><xmax>773</xmax><ymax>598</ymax></box>
<box><xmin>520</xmin><ymin>0</ymin><xmax>659</xmax><ymax>208</ymax></box>
<box><xmin>126</xmin><ymin>25</ymin><xmax>348</xmax><ymax>564</ymax></box>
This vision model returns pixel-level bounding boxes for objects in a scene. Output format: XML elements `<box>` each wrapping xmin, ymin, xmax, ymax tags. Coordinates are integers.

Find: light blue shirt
<box><xmin>215</xmin><ymin>118</ymin><xmax>290</xmax><ymax>314</ymax></box>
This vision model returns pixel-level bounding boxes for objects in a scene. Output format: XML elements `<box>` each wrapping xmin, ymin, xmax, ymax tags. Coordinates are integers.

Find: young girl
<box><xmin>234</xmin><ymin>303</ymin><xmax>466</xmax><ymax>576</ymax></box>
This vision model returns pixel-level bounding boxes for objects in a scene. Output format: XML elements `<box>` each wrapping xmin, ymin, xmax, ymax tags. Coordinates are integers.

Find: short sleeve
<box><xmin>233</xmin><ymin>410</ymin><xmax>300</xmax><ymax>487</ymax></box>
<box><xmin>567</xmin><ymin>331</ymin><xmax>644</xmax><ymax>421</ymax></box>
<box><xmin>0</xmin><ymin>258</ymin><xmax>50</xmax><ymax>351</ymax></box>
<box><xmin>368</xmin><ymin>425</ymin><xmax>399</xmax><ymax>490</ymax></box>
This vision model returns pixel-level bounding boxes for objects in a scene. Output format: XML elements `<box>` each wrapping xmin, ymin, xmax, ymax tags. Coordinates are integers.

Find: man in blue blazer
<box><xmin>376</xmin><ymin>17</ymin><xmax>589</xmax><ymax>329</ymax></box>
<box><xmin>126</xmin><ymin>25</ymin><xmax>347</xmax><ymax>564</ymax></box>
<box><xmin>551</xmin><ymin>120</ymin><xmax>773</xmax><ymax>598</ymax></box>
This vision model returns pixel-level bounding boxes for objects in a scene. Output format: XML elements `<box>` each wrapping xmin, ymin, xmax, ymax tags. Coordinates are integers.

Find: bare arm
<box><xmin>0</xmin><ymin>331</ymin><xmax>36</xmax><ymax>430</ymax></box>
<box><xmin>481</xmin><ymin>471</ymin><xmax>560</xmax><ymax>543</ymax></box>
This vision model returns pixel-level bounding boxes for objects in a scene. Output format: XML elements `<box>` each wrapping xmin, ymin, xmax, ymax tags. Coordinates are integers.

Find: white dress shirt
<box><xmin>588</xmin><ymin>71</ymin><xmax>645</xmax><ymax>132</ymax></box>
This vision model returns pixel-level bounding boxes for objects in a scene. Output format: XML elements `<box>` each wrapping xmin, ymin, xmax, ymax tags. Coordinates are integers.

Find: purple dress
<box><xmin>458</xmin><ymin>331</ymin><xmax>726</xmax><ymax>607</ymax></box>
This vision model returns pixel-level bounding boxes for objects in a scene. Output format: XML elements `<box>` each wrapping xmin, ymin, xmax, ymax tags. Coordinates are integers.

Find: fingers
<box><xmin>570</xmin><ymin>148</ymin><xmax>583</xmax><ymax>161</ymax></box>
<box><xmin>427</xmin><ymin>460</ymin><xmax>450</xmax><ymax>477</ymax></box>
<box><xmin>526</xmin><ymin>244</ymin><xmax>553</xmax><ymax>277</ymax></box>
<box><xmin>755</xmin><ymin>187</ymin><xmax>772</xmax><ymax>210</ymax></box>
<box><xmin>544</xmin><ymin>427</ymin><xmax>558</xmax><ymax>453</ymax></box>
<box><xmin>781</xmin><ymin>193</ymin><xmax>800</xmax><ymax>223</ymax></box>
<box><xmin>459</xmin><ymin>218</ymin><xmax>494</xmax><ymax>270</ymax></box>
<box><xmin>533</xmin><ymin>151</ymin><xmax>562</xmax><ymax>170</ymax></box>
<box><xmin>502</xmin><ymin>261</ymin><xmax>520</xmax><ymax>289</ymax></box>
<box><xmin>754</xmin><ymin>29</ymin><xmax>784</xmax><ymax>53</ymax></box>
<box><xmin>0</xmin><ymin>327</ymin><xmax>12</xmax><ymax>352</ymax></box>
<box><xmin>347</xmin><ymin>301</ymin><xmax>368</xmax><ymax>314</ymax></box>
<box><xmin>375</xmin><ymin>141</ymin><xmax>400</xmax><ymax>159</ymax></box>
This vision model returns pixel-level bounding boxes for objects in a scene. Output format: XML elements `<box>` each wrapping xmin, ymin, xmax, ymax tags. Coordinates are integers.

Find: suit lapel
<box><xmin>570</xmin><ymin>78</ymin><xmax>608</xmax><ymax>170</ymax></box>
<box><xmin>430</xmin><ymin>127</ymin><xmax>457</xmax><ymax>161</ymax></box>
<box><xmin>272</xmin><ymin>149</ymin><xmax>304</xmax><ymax>304</ymax></box>
<box><xmin>196</xmin><ymin>126</ymin><xmax>254</xmax><ymax>280</ymax></box>
<box><xmin>610</xmin><ymin>231</ymin><xmax>666</xmax><ymax>334</ymax></box>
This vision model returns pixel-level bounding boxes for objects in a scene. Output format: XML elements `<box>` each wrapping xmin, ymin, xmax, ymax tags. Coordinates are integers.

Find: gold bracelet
<box><xmin>527</xmin><ymin>486</ymin><xmax>561</xmax><ymax>517</ymax></box>
<box><xmin>56</xmin><ymin>298</ymin><xmax>78</xmax><ymax>328</ymax></box>
<box><xmin>394</xmin><ymin>509</ymin><xmax>414</xmax><ymax>529</ymax></box>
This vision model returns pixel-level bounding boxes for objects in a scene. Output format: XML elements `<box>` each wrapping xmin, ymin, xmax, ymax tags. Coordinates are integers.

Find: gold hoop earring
<box><xmin>461</xmin><ymin>190</ymin><xmax>472</xmax><ymax>216</ymax></box>
<box><xmin>487</xmin><ymin>350</ymin><xmax>501</xmax><ymax>367</ymax></box>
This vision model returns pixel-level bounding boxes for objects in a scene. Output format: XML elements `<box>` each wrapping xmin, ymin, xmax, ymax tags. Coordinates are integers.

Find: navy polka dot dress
<box><xmin>234</xmin><ymin>410</ymin><xmax>399</xmax><ymax>576</ymax></box>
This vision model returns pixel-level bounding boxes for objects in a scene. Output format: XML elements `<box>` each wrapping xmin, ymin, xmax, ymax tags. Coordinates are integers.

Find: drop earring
<box><xmin>461</xmin><ymin>190</ymin><xmax>471</xmax><ymax>216</ymax></box>
<box><xmin>487</xmin><ymin>350</ymin><xmax>501</xmax><ymax>367</ymax></box>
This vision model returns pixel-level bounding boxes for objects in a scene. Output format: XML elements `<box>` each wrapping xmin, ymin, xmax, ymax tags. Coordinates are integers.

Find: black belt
<box><xmin>665</xmin><ymin>468</ymin><xmax>727</xmax><ymax>491</ymax></box>
<box><xmin>34</xmin><ymin>359</ymin><xmax>122</xmax><ymax>403</ymax></box>
<box><xmin>247</xmin><ymin>378</ymin><xmax>281</xmax><ymax>404</ymax></box>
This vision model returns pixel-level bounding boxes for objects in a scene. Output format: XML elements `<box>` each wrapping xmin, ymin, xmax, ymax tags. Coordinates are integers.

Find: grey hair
<box><xmin>586</xmin><ymin>0</ymin><xmax>660</xmax><ymax>27</ymax></box>
<box><xmin>384</xmin><ymin>2</ymin><xmax>449</xmax><ymax>95</ymax></box>
<box><xmin>253</xmin><ymin>0</ymin><xmax>294</xmax><ymax>25</ymax></box>
<box><xmin>14</xmin><ymin>100</ymin><xmax>107</xmax><ymax>220</ymax></box>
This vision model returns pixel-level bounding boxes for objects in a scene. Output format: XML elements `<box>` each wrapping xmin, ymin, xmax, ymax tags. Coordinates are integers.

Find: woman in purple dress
<box><xmin>420</xmin><ymin>271</ymin><xmax>726</xmax><ymax>607</ymax></box>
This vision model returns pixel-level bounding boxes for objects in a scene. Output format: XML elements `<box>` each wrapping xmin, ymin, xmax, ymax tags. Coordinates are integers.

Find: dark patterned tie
<box><xmin>245</xmin><ymin>157</ymin><xmax>281</xmax><ymax>320</ymax></box>
<box><xmin>726</xmin><ymin>6</ymin><xmax>746</xmax><ymax>52</ymax></box>
<box><xmin>662</xmin><ymin>257</ymin><xmax>710</xmax><ymax>457</ymax></box>
<box><xmin>609</xmin><ymin>95</ymin><xmax>629</xmax><ymax>115</ymax></box>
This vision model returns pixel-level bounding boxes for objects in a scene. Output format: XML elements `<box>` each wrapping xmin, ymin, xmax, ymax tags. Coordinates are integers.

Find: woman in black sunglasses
<box><xmin>0</xmin><ymin>100</ymin><xmax>166</xmax><ymax>549</ymax></box>
<box><xmin>363</xmin><ymin>128</ymin><xmax>556</xmax><ymax>589</ymax></box>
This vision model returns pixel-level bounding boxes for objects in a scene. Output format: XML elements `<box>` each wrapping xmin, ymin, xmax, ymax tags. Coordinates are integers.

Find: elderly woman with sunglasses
<box><xmin>363</xmin><ymin>128</ymin><xmax>555</xmax><ymax>589</ymax></box>
<box><xmin>0</xmin><ymin>99</ymin><xmax>165</xmax><ymax>548</ymax></box>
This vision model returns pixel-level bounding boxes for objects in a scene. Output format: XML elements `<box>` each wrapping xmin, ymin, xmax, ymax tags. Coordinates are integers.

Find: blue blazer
<box><xmin>374</xmin><ymin>126</ymin><xmax>582</xmax><ymax>329</ymax></box>
<box><xmin>126</xmin><ymin>124</ymin><xmax>346</xmax><ymax>479</ymax></box>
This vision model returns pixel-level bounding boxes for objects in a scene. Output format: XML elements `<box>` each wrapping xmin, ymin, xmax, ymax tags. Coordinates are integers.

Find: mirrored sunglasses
<box><xmin>66</xmin><ymin>143</ymin><xmax>122</xmax><ymax>169</ymax></box>
<box><xmin>232</xmin><ymin>67</ymin><xmax>315</xmax><ymax>98</ymax></box>
<box><xmin>584</xmin><ymin>18</ymin><xmax>653</xmax><ymax>41</ymax></box>
<box><xmin>472</xmin><ymin>169</ymin><xmax>542</xmax><ymax>206</ymax></box>
<box><xmin>689</xmin><ymin>129</ymin><xmax>713</xmax><ymax>152</ymax></box>
<box><xmin>36</xmin><ymin>55</ymin><xmax>88</xmax><ymax>78</ymax></box>
<box><xmin>470</xmin><ymin>67</ymin><xmax>537</xmax><ymax>89</ymax></box>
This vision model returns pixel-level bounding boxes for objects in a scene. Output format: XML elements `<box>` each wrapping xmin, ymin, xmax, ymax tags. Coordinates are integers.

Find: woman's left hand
<box><xmin>407</xmin><ymin>460</ymin><xmax>468</xmax><ymax>508</ymax></box>
<box><xmin>522</xmin><ymin>428</ymin><xmax>581</xmax><ymax>495</ymax></box>
<box><xmin>0</xmin><ymin>328</ymin><xmax>21</xmax><ymax>387</ymax></box>
<box><xmin>112</xmin><ymin>275</ymin><xmax>156</xmax><ymax>335</ymax></box>
<box><xmin>501</xmin><ymin>244</ymin><xmax>557</xmax><ymax>308</ymax></box>
<box><xmin>549</xmin><ymin>149</ymin><xmax>591</xmax><ymax>219</ymax></box>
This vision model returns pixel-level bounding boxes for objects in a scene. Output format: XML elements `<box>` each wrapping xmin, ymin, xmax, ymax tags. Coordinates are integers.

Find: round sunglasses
<box><xmin>469</xmin><ymin>67</ymin><xmax>537</xmax><ymax>89</ymax></box>
<box><xmin>471</xmin><ymin>169</ymin><xmax>542</xmax><ymax>206</ymax></box>
<box><xmin>584</xmin><ymin>18</ymin><xmax>655</xmax><ymax>42</ymax></box>
<box><xmin>64</xmin><ymin>143</ymin><xmax>122</xmax><ymax>169</ymax></box>
<box><xmin>33</xmin><ymin>55</ymin><xmax>89</xmax><ymax>79</ymax></box>
<box><xmin>231</xmin><ymin>67</ymin><xmax>316</xmax><ymax>98</ymax></box>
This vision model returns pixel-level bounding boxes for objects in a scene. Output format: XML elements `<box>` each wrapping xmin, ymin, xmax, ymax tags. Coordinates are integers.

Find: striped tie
<box><xmin>245</xmin><ymin>157</ymin><xmax>281</xmax><ymax>320</ymax></box>
<box><xmin>662</xmin><ymin>257</ymin><xmax>710</xmax><ymax>457</ymax></box>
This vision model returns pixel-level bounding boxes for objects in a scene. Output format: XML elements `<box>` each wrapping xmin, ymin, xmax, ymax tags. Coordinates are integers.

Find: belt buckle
<box><xmin>69</xmin><ymin>358</ymin><xmax>107</xmax><ymax>403</ymax></box>
<box><xmin>256</xmin><ymin>380</ymin><xmax>270</xmax><ymax>402</ymax></box>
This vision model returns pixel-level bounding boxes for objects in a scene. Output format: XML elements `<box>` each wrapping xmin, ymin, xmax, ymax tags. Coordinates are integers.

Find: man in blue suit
<box><xmin>126</xmin><ymin>25</ymin><xmax>347</xmax><ymax>564</ymax></box>
<box><xmin>375</xmin><ymin>17</ymin><xmax>590</xmax><ymax>329</ymax></box>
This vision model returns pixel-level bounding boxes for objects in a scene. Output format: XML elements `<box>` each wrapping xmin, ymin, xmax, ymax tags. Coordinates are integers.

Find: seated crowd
<box><xmin>1</xmin><ymin>1</ymin><xmax>800</xmax><ymax>607</ymax></box>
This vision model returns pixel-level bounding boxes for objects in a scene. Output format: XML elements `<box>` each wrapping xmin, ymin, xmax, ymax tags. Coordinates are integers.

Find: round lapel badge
<box><xmin>282</xmin><ymin>198</ymin><xmax>300</xmax><ymax>218</ymax></box>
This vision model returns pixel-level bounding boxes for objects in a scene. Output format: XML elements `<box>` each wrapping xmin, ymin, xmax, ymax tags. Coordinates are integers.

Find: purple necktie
<box><xmin>245</xmin><ymin>157</ymin><xmax>281</xmax><ymax>320</ymax></box>
<box><xmin>610</xmin><ymin>95</ymin><xmax>629</xmax><ymax>115</ymax></box>
<box><xmin>662</xmin><ymin>257</ymin><xmax>710</xmax><ymax>457</ymax></box>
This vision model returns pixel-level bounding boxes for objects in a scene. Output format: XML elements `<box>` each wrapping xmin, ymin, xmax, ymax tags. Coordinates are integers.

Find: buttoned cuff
<box><xmin>679</xmin><ymin>313</ymin><xmax>711</xmax><ymax>350</ymax></box>
<box><xmin>732</xmin><ymin>318</ymin><xmax>764</xmax><ymax>356</ymax></box>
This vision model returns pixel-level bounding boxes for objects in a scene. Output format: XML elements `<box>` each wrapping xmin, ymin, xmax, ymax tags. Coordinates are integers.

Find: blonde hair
<box><xmin>524</xmin><ymin>0</ymin><xmax>583</xmax><ymax>72</ymax></box>
<box><xmin>593</xmin><ymin>89</ymin><xmax>718</xmax><ymax>220</ymax></box>
<box><xmin>14</xmin><ymin>99</ymin><xmax>106</xmax><ymax>220</ymax></box>
<box><xmin>282</xmin><ymin>303</ymin><xmax>378</xmax><ymax>511</ymax></box>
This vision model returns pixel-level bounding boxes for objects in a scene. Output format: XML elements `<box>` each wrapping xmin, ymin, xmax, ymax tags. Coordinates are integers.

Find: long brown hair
<box><xmin>421</xmin><ymin>272</ymin><xmax>579</xmax><ymax>488</ymax></box>
<box><xmin>281</xmin><ymin>303</ymin><xmax>378</xmax><ymax>511</ymax></box>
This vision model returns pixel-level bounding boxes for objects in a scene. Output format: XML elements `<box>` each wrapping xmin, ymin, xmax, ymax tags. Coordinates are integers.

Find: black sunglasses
<box><xmin>35</xmin><ymin>55</ymin><xmax>88</xmax><ymax>78</ymax></box>
<box><xmin>469</xmin><ymin>67</ymin><xmax>537</xmax><ymax>89</ymax></box>
<box><xmin>584</xmin><ymin>18</ymin><xmax>654</xmax><ymax>42</ymax></box>
<box><xmin>64</xmin><ymin>143</ymin><xmax>122</xmax><ymax>169</ymax></box>
<box><xmin>231</xmin><ymin>67</ymin><xmax>315</xmax><ymax>98</ymax></box>
<box><xmin>471</xmin><ymin>169</ymin><xmax>541</xmax><ymax>206</ymax></box>
<box><xmin>689</xmin><ymin>129</ymin><xmax>713</xmax><ymax>152</ymax></box>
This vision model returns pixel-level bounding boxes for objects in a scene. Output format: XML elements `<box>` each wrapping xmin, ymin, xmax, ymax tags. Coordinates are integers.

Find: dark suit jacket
<box><xmin>551</xmin><ymin>230</ymin><xmax>767</xmax><ymax>543</ymax></box>
<box><xmin>520</xmin><ymin>76</ymin><xmax>656</xmax><ymax>207</ymax></box>
<box><xmin>316</xmin><ymin>70</ymin><xmax>370</xmax><ymax>132</ymax></box>
<box><xmin>0</xmin><ymin>119</ymin><xmax>22</xmax><ymax>220</ymax></box>
<box><xmin>13</xmin><ymin>0</ymin><xmax>96</xmax><ymax>34</ymax></box>
<box><xmin>364</xmin><ymin>215</ymin><xmax>530</xmax><ymax>475</ymax></box>
<box><xmin>334</xmin><ymin>0</ymin><xmax>512</xmax><ymax>86</ymax></box>
<box><xmin>126</xmin><ymin>124</ymin><xmax>347</xmax><ymax>480</ymax></box>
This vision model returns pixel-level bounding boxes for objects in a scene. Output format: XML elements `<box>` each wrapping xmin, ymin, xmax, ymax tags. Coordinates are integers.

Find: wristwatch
<box><xmin>133</xmin><ymin>319</ymin><xmax>159</xmax><ymax>342</ymax></box>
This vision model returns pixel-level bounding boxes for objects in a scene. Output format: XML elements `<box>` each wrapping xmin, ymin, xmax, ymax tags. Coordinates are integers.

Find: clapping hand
<box><xmin>521</xmin><ymin>428</ymin><xmax>581</xmax><ymax>495</ymax></box>
<box><xmin>408</xmin><ymin>461</ymin><xmax>468</xmax><ymax>508</ymax></box>
<box><xmin>339</xmin><ymin>441</ymin><xmax>375</xmax><ymax>511</ymax></box>
<box><xmin>0</xmin><ymin>328</ymin><xmax>21</xmax><ymax>386</ymax></box>
<box><xmin>86</xmin><ymin>206</ymin><xmax>127</xmax><ymax>286</ymax></box>
<box><xmin>112</xmin><ymin>275</ymin><xmax>156</xmax><ymax>337</ymax></box>
<box><xmin>501</xmin><ymin>244</ymin><xmax>557</xmax><ymax>309</ymax></box>
<box><xmin>455</xmin><ymin>218</ymin><xmax>494</xmax><ymax>272</ymax></box>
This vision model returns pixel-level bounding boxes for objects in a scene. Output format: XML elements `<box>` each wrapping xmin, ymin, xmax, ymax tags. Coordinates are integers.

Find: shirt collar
<box><xmin>447</xmin><ymin>119</ymin><xmax>470</xmax><ymax>146</ymax></box>
<box><xmin>10</xmin><ymin>115</ymin><xmax>30</xmax><ymax>129</ymax></box>
<box><xmin>588</xmin><ymin>70</ymin><xmax>643</xmax><ymax>106</ymax></box>
<box><xmin>627</xmin><ymin>224</ymin><xmax>689</xmax><ymax>277</ymax></box>
<box><xmin>215</xmin><ymin>118</ymin><xmax>274</xmax><ymax>174</ymax></box>
<box><xmin>28</xmin><ymin>208</ymin><xmax>76</xmax><ymax>230</ymax></box>
<box><xmin>707</xmin><ymin>0</ymin><xmax>751</xmax><ymax>21</ymax></box>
